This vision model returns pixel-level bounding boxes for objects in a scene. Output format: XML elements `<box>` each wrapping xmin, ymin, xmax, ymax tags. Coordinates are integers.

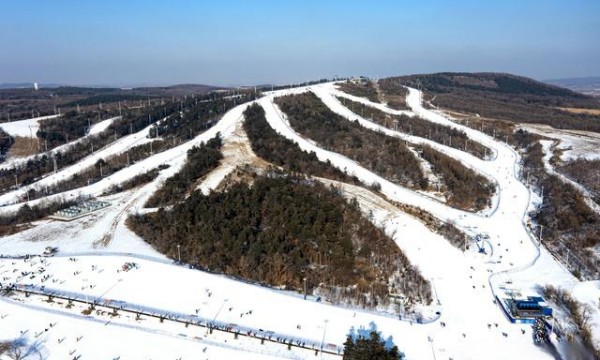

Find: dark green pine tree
<box><xmin>343</xmin><ymin>331</ymin><xmax>402</xmax><ymax>360</ymax></box>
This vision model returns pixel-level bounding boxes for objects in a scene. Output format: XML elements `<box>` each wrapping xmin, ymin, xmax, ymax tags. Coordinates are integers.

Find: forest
<box><xmin>21</xmin><ymin>140</ymin><xmax>170</xmax><ymax>203</ymax></box>
<box><xmin>129</xmin><ymin>173</ymin><xmax>431</xmax><ymax>310</ymax></box>
<box><xmin>336</xmin><ymin>80</ymin><xmax>380</xmax><ymax>103</ymax></box>
<box><xmin>393</xmin><ymin>73</ymin><xmax>600</xmax><ymax>133</ymax></box>
<box><xmin>154</xmin><ymin>91</ymin><xmax>255</xmax><ymax>142</ymax></box>
<box><xmin>523</xmin><ymin>141</ymin><xmax>600</xmax><ymax>279</ymax></box>
<box><xmin>37</xmin><ymin>109</ymin><xmax>117</xmax><ymax>149</ymax></box>
<box><xmin>0</xmin><ymin>129</ymin><xmax>13</xmax><ymax>161</ymax></box>
<box><xmin>418</xmin><ymin>144</ymin><xmax>494</xmax><ymax>211</ymax></box>
<box><xmin>275</xmin><ymin>93</ymin><xmax>427</xmax><ymax>190</ymax></box>
<box><xmin>145</xmin><ymin>135</ymin><xmax>223</xmax><ymax>207</ymax></box>
<box><xmin>376</xmin><ymin>78</ymin><xmax>409</xmax><ymax>110</ymax></box>
<box><xmin>343</xmin><ymin>331</ymin><xmax>403</xmax><ymax>360</ymax></box>
<box><xmin>337</xmin><ymin>96</ymin><xmax>490</xmax><ymax>159</ymax></box>
<box><xmin>243</xmin><ymin>103</ymin><xmax>358</xmax><ymax>184</ymax></box>
<box><xmin>557</xmin><ymin>159</ymin><xmax>600</xmax><ymax>205</ymax></box>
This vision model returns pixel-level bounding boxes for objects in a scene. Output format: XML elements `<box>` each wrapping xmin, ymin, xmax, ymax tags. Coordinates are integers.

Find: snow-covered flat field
<box><xmin>1</xmin><ymin>82</ymin><xmax>599</xmax><ymax>359</ymax></box>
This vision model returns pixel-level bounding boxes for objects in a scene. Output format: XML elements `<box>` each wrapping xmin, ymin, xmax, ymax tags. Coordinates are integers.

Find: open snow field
<box><xmin>1</xmin><ymin>82</ymin><xmax>599</xmax><ymax>359</ymax></box>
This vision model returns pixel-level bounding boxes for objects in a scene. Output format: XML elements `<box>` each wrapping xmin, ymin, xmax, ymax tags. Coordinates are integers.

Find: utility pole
<box><xmin>177</xmin><ymin>244</ymin><xmax>181</xmax><ymax>262</ymax></box>
<box><xmin>538</xmin><ymin>225</ymin><xmax>543</xmax><ymax>246</ymax></box>
<box><xmin>428</xmin><ymin>336</ymin><xmax>437</xmax><ymax>360</ymax></box>
<box><xmin>126</xmin><ymin>153</ymin><xmax>130</xmax><ymax>166</ymax></box>
<box><xmin>303</xmin><ymin>277</ymin><xmax>307</xmax><ymax>300</ymax></box>
<box><xmin>321</xmin><ymin>319</ymin><xmax>329</xmax><ymax>353</ymax></box>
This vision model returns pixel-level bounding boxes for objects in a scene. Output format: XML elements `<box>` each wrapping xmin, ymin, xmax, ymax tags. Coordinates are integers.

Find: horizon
<box><xmin>3</xmin><ymin>73</ymin><xmax>600</xmax><ymax>90</ymax></box>
<box><xmin>1</xmin><ymin>0</ymin><xmax>599</xmax><ymax>86</ymax></box>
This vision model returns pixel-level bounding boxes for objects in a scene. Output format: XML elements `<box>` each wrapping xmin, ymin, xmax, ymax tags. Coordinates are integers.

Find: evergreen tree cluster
<box><xmin>275</xmin><ymin>93</ymin><xmax>426</xmax><ymax>190</ymax></box>
<box><xmin>130</xmin><ymin>173</ymin><xmax>430</xmax><ymax>306</ymax></box>
<box><xmin>343</xmin><ymin>331</ymin><xmax>403</xmax><ymax>360</ymax></box>
<box><xmin>418</xmin><ymin>144</ymin><xmax>494</xmax><ymax>211</ymax></box>
<box><xmin>243</xmin><ymin>103</ymin><xmax>358</xmax><ymax>184</ymax></box>
<box><xmin>145</xmin><ymin>135</ymin><xmax>223</xmax><ymax>207</ymax></box>
<box><xmin>337</xmin><ymin>96</ymin><xmax>489</xmax><ymax>160</ymax></box>
<box><xmin>37</xmin><ymin>109</ymin><xmax>116</xmax><ymax>149</ymax></box>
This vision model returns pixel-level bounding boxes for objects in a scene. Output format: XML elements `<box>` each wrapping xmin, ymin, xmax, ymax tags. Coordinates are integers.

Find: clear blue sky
<box><xmin>1</xmin><ymin>0</ymin><xmax>598</xmax><ymax>86</ymax></box>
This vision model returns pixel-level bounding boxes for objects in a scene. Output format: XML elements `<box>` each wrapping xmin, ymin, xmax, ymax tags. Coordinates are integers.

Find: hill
<box><xmin>388</xmin><ymin>72</ymin><xmax>600</xmax><ymax>132</ymax></box>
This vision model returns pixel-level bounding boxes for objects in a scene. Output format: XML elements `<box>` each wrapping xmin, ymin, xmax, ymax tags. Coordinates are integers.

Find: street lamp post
<box><xmin>428</xmin><ymin>336</ymin><xmax>436</xmax><ymax>360</ymax></box>
<box><xmin>321</xmin><ymin>319</ymin><xmax>329</xmax><ymax>353</ymax></box>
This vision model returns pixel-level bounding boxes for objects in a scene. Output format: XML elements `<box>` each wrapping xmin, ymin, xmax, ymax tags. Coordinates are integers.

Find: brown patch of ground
<box><xmin>8</xmin><ymin>136</ymin><xmax>40</xmax><ymax>157</ymax></box>
<box><xmin>557</xmin><ymin>107</ymin><xmax>600</xmax><ymax>115</ymax></box>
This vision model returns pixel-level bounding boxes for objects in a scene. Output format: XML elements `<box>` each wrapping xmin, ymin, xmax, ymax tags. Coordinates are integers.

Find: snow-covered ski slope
<box><xmin>0</xmin><ymin>116</ymin><xmax>121</xmax><ymax>171</ymax></box>
<box><xmin>0</xmin><ymin>114</ymin><xmax>59</xmax><ymax>138</ymax></box>
<box><xmin>1</xmin><ymin>82</ymin><xmax>598</xmax><ymax>359</ymax></box>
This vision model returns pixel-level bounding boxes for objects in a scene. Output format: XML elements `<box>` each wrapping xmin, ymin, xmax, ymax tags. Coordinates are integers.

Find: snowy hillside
<box><xmin>1</xmin><ymin>80</ymin><xmax>599</xmax><ymax>360</ymax></box>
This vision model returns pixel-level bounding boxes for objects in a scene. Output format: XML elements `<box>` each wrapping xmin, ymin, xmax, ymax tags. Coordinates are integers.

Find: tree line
<box><xmin>418</xmin><ymin>144</ymin><xmax>494</xmax><ymax>211</ymax></box>
<box><xmin>376</xmin><ymin>78</ymin><xmax>409</xmax><ymax>110</ymax></box>
<box><xmin>129</xmin><ymin>172</ymin><xmax>431</xmax><ymax>309</ymax></box>
<box><xmin>337</xmin><ymin>96</ymin><xmax>490</xmax><ymax>160</ymax></box>
<box><xmin>243</xmin><ymin>103</ymin><xmax>359</xmax><ymax>184</ymax></box>
<box><xmin>275</xmin><ymin>93</ymin><xmax>427</xmax><ymax>191</ymax></box>
<box><xmin>145</xmin><ymin>135</ymin><xmax>223</xmax><ymax>207</ymax></box>
<box><xmin>393</xmin><ymin>73</ymin><xmax>600</xmax><ymax>133</ymax></box>
<box><xmin>523</xmin><ymin>141</ymin><xmax>600</xmax><ymax>279</ymax></box>
<box><xmin>337</xmin><ymin>80</ymin><xmax>380</xmax><ymax>103</ymax></box>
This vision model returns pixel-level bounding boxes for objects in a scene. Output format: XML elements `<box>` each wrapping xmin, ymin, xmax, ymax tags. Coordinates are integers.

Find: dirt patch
<box><xmin>557</xmin><ymin>107</ymin><xmax>600</xmax><ymax>115</ymax></box>
<box><xmin>8</xmin><ymin>136</ymin><xmax>40</xmax><ymax>157</ymax></box>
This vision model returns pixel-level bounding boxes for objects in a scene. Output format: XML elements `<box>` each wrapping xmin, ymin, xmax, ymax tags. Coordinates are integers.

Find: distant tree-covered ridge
<box><xmin>392</xmin><ymin>72</ymin><xmax>600</xmax><ymax>133</ymax></box>
<box><xmin>130</xmin><ymin>172</ymin><xmax>431</xmax><ymax>309</ymax></box>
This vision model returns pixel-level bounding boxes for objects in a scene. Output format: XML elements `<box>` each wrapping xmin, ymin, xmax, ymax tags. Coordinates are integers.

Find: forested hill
<box><xmin>397</xmin><ymin>72</ymin><xmax>585</xmax><ymax>98</ymax></box>
<box><xmin>386</xmin><ymin>72</ymin><xmax>600</xmax><ymax>133</ymax></box>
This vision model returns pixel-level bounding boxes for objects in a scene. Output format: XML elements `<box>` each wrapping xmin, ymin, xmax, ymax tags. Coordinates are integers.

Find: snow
<box><xmin>88</xmin><ymin>116</ymin><xmax>119</xmax><ymax>135</ymax></box>
<box><xmin>0</xmin><ymin>116</ymin><xmax>122</xmax><ymax>171</ymax></box>
<box><xmin>520</xmin><ymin>124</ymin><xmax>600</xmax><ymax>161</ymax></box>
<box><xmin>0</xmin><ymin>114</ymin><xmax>59</xmax><ymax>138</ymax></box>
<box><xmin>1</xmin><ymin>81</ymin><xmax>599</xmax><ymax>359</ymax></box>
<box><xmin>539</xmin><ymin>140</ymin><xmax>600</xmax><ymax>215</ymax></box>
